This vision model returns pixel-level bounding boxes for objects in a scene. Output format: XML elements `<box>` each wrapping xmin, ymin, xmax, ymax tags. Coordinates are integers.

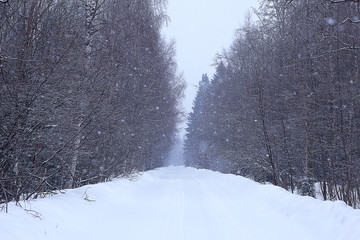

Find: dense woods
<box><xmin>185</xmin><ymin>0</ymin><xmax>360</xmax><ymax>208</ymax></box>
<box><xmin>0</xmin><ymin>0</ymin><xmax>184</xmax><ymax>206</ymax></box>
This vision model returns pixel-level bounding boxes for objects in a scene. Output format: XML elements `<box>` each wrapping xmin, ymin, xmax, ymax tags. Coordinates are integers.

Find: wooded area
<box><xmin>185</xmin><ymin>0</ymin><xmax>360</xmax><ymax>208</ymax></box>
<box><xmin>0</xmin><ymin>0</ymin><xmax>184</xmax><ymax>206</ymax></box>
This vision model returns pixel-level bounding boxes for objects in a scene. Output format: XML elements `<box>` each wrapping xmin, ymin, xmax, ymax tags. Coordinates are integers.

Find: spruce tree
<box><xmin>184</xmin><ymin>74</ymin><xmax>210</xmax><ymax>168</ymax></box>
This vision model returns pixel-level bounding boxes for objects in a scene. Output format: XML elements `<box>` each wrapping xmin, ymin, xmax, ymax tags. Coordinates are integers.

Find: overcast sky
<box><xmin>163</xmin><ymin>0</ymin><xmax>259</xmax><ymax>125</ymax></box>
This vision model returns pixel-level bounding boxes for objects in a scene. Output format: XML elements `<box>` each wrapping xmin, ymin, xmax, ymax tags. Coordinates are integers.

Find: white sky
<box><xmin>162</xmin><ymin>0</ymin><xmax>259</xmax><ymax>133</ymax></box>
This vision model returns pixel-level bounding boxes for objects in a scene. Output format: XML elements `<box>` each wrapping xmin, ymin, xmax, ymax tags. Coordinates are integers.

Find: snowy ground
<box><xmin>1</xmin><ymin>166</ymin><xmax>360</xmax><ymax>240</ymax></box>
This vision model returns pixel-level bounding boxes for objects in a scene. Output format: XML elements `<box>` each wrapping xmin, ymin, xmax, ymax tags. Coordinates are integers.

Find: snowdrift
<box><xmin>1</xmin><ymin>166</ymin><xmax>359</xmax><ymax>240</ymax></box>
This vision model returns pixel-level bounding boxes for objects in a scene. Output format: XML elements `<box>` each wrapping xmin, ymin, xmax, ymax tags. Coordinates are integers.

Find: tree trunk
<box><xmin>65</xmin><ymin>0</ymin><xmax>98</xmax><ymax>189</ymax></box>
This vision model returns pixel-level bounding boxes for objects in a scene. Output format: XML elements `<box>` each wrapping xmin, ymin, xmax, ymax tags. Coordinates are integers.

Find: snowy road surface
<box><xmin>1</xmin><ymin>166</ymin><xmax>360</xmax><ymax>240</ymax></box>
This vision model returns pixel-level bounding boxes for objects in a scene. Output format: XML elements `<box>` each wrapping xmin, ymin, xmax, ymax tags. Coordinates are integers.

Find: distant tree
<box><xmin>184</xmin><ymin>74</ymin><xmax>210</xmax><ymax>168</ymax></box>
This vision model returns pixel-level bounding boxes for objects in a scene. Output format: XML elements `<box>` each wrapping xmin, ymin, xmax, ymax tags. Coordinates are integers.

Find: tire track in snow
<box><xmin>160</xmin><ymin>179</ymin><xmax>185</xmax><ymax>240</ymax></box>
<box><xmin>196</xmin><ymin>178</ymin><xmax>258</xmax><ymax>240</ymax></box>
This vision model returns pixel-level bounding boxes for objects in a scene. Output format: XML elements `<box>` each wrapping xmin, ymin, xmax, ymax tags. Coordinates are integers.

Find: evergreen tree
<box><xmin>184</xmin><ymin>74</ymin><xmax>210</xmax><ymax>168</ymax></box>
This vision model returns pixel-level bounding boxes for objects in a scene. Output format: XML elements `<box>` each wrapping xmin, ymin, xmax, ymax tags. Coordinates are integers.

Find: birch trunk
<box><xmin>65</xmin><ymin>0</ymin><xmax>98</xmax><ymax>189</ymax></box>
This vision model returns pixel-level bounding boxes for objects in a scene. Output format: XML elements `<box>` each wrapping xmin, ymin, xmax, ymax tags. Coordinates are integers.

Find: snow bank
<box><xmin>1</xmin><ymin>166</ymin><xmax>359</xmax><ymax>240</ymax></box>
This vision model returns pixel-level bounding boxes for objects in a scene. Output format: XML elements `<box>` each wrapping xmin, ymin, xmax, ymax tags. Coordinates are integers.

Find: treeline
<box><xmin>0</xmin><ymin>0</ymin><xmax>184</xmax><ymax>205</ymax></box>
<box><xmin>185</xmin><ymin>0</ymin><xmax>360</xmax><ymax>208</ymax></box>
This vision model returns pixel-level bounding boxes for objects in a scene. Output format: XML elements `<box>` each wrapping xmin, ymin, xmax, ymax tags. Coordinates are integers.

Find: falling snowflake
<box><xmin>326</xmin><ymin>18</ymin><xmax>336</xmax><ymax>25</ymax></box>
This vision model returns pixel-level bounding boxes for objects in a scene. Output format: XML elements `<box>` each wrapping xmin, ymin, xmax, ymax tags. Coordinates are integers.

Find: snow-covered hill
<box><xmin>1</xmin><ymin>166</ymin><xmax>359</xmax><ymax>240</ymax></box>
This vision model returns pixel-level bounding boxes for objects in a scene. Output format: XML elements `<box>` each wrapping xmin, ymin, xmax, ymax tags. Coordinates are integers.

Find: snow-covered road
<box><xmin>1</xmin><ymin>166</ymin><xmax>360</xmax><ymax>240</ymax></box>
